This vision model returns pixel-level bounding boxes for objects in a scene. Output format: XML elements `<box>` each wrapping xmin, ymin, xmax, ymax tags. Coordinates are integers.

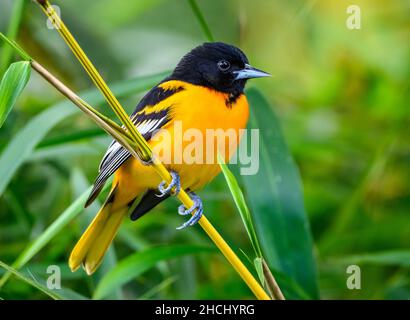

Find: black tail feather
<box><xmin>130</xmin><ymin>189</ymin><xmax>170</xmax><ymax>221</ymax></box>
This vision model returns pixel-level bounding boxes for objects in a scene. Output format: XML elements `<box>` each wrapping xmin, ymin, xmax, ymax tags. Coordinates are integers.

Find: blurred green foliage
<box><xmin>0</xmin><ymin>0</ymin><xmax>409</xmax><ymax>299</ymax></box>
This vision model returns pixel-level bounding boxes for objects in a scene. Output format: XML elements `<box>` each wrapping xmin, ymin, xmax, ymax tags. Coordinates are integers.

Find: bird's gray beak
<box><xmin>234</xmin><ymin>64</ymin><xmax>271</xmax><ymax>80</ymax></box>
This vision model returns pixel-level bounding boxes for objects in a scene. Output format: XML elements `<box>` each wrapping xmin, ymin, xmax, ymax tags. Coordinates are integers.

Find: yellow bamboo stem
<box><xmin>36</xmin><ymin>0</ymin><xmax>270</xmax><ymax>300</ymax></box>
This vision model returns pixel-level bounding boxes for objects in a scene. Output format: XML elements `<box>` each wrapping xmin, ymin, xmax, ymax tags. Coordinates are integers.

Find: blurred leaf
<box><xmin>242</xmin><ymin>88</ymin><xmax>318</xmax><ymax>298</ymax></box>
<box><xmin>0</xmin><ymin>61</ymin><xmax>31</xmax><ymax>127</ymax></box>
<box><xmin>0</xmin><ymin>183</ymin><xmax>111</xmax><ymax>288</ymax></box>
<box><xmin>84</xmin><ymin>0</ymin><xmax>166</xmax><ymax>31</ymax></box>
<box><xmin>30</xmin><ymin>144</ymin><xmax>99</xmax><ymax>161</ymax></box>
<box><xmin>319</xmin><ymin>136</ymin><xmax>396</xmax><ymax>253</ymax></box>
<box><xmin>187</xmin><ymin>0</ymin><xmax>214</xmax><ymax>42</ymax></box>
<box><xmin>22</xmin><ymin>268</ymin><xmax>89</xmax><ymax>300</ymax></box>
<box><xmin>0</xmin><ymin>260</ymin><xmax>60</xmax><ymax>300</ymax></box>
<box><xmin>0</xmin><ymin>261</ymin><xmax>89</xmax><ymax>299</ymax></box>
<box><xmin>0</xmin><ymin>0</ymin><xmax>26</xmax><ymax>73</ymax></box>
<box><xmin>218</xmin><ymin>155</ymin><xmax>262</xmax><ymax>258</ymax></box>
<box><xmin>140</xmin><ymin>276</ymin><xmax>177</xmax><ymax>300</ymax></box>
<box><xmin>3</xmin><ymin>189</ymin><xmax>32</xmax><ymax>231</ymax></box>
<box><xmin>70</xmin><ymin>169</ymin><xmax>123</xmax><ymax>299</ymax></box>
<box><xmin>330</xmin><ymin>251</ymin><xmax>410</xmax><ymax>268</ymax></box>
<box><xmin>94</xmin><ymin>245</ymin><xmax>215</xmax><ymax>299</ymax></box>
<box><xmin>268</xmin><ymin>267</ymin><xmax>311</xmax><ymax>300</ymax></box>
<box><xmin>0</xmin><ymin>103</ymin><xmax>75</xmax><ymax>197</ymax></box>
<box><xmin>38</xmin><ymin>128</ymin><xmax>104</xmax><ymax>148</ymax></box>
<box><xmin>0</xmin><ymin>71</ymin><xmax>168</xmax><ymax>196</ymax></box>
<box><xmin>175</xmin><ymin>257</ymin><xmax>197</xmax><ymax>299</ymax></box>
<box><xmin>8</xmin><ymin>263</ymin><xmax>84</xmax><ymax>281</ymax></box>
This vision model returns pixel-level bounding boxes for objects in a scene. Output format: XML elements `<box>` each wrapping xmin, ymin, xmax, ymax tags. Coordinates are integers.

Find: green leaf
<box><xmin>82</xmin><ymin>0</ymin><xmax>166</xmax><ymax>31</ymax></box>
<box><xmin>94</xmin><ymin>245</ymin><xmax>215</xmax><ymax>299</ymax></box>
<box><xmin>139</xmin><ymin>276</ymin><xmax>177</xmax><ymax>300</ymax></box>
<box><xmin>0</xmin><ymin>260</ymin><xmax>60</xmax><ymax>300</ymax></box>
<box><xmin>242</xmin><ymin>88</ymin><xmax>319</xmax><ymax>298</ymax></box>
<box><xmin>38</xmin><ymin>127</ymin><xmax>104</xmax><ymax>148</ymax></box>
<box><xmin>0</xmin><ymin>71</ymin><xmax>167</xmax><ymax>196</ymax></box>
<box><xmin>318</xmin><ymin>136</ymin><xmax>396</xmax><ymax>254</ymax></box>
<box><xmin>0</xmin><ymin>0</ymin><xmax>26</xmax><ymax>73</ymax></box>
<box><xmin>267</xmin><ymin>267</ymin><xmax>311</xmax><ymax>300</ymax></box>
<box><xmin>330</xmin><ymin>250</ymin><xmax>410</xmax><ymax>268</ymax></box>
<box><xmin>0</xmin><ymin>261</ymin><xmax>89</xmax><ymax>300</ymax></box>
<box><xmin>29</xmin><ymin>144</ymin><xmax>100</xmax><ymax>162</ymax></box>
<box><xmin>0</xmin><ymin>183</ymin><xmax>109</xmax><ymax>288</ymax></box>
<box><xmin>187</xmin><ymin>0</ymin><xmax>214</xmax><ymax>42</ymax></box>
<box><xmin>218</xmin><ymin>155</ymin><xmax>262</xmax><ymax>258</ymax></box>
<box><xmin>0</xmin><ymin>61</ymin><xmax>31</xmax><ymax>127</ymax></box>
<box><xmin>0</xmin><ymin>103</ymin><xmax>74</xmax><ymax>197</ymax></box>
<box><xmin>254</xmin><ymin>257</ymin><xmax>265</xmax><ymax>286</ymax></box>
<box><xmin>70</xmin><ymin>169</ymin><xmax>123</xmax><ymax>299</ymax></box>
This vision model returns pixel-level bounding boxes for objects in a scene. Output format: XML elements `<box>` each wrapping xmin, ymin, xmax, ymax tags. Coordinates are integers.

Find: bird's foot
<box><xmin>177</xmin><ymin>192</ymin><xmax>203</xmax><ymax>229</ymax></box>
<box><xmin>157</xmin><ymin>170</ymin><xmax>181</xmax><ymax>197</ymax></box>
<box><xmin>140</xmin><ymin>157</ymin><xmax>153</xmax><ymax>166</ymax></box>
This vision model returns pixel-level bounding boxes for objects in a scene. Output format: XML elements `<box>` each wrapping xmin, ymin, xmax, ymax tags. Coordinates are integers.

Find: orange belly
<box><xmin>113</xmin><ymin>81</ymin><xmax>249</xmax><ymax>205</ymax></box>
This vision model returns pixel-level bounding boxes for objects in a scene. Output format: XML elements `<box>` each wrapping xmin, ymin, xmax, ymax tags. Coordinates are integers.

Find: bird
<box><xmin>68</xmin><ymin>42</ymin><xmax>270</xmax><ymax>274</ymax></box>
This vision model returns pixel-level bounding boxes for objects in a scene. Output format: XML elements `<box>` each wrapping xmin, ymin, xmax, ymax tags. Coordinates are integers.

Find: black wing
<box><xmin>85</xmin><ymin>83</ymin><xmax>184</xmax><ymax>207</ymax></box>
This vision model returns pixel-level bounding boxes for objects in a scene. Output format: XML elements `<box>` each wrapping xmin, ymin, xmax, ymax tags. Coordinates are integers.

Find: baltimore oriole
<box><xmin>69</xmin><ymin>42</ymin><xmax>270</xmax><ymax>274</ymax></box>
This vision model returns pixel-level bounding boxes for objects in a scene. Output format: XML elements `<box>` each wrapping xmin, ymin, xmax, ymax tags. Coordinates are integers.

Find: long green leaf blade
<box><xmin>71</xmin><ymin>168</ymin><xmax>123</xmax><ymax>299</ymax></box>
<box><xmin>0</xmin><ymin>183</ymin><xmax>108</xmax><ymax>288</ymax></box>
<box><xmin>243</xmin><ymin>88</ymin><xmax>319</xmax><ymax>298</ymax></box>
<box><xmin>0</xmin><ymin>260</ymin><xmax>61</xmax><ymax>300</ymax></box>
<box><xmin>0</xmin><ymin>61</ymin><xmax>31</xmax><ymax>127</ymax></box>
<box><xmin>0</xmin><ymin>0</ymin><xmax>26</xmax><ymax>73</ymax></box>
<box><xmin>187</xmin><ymin>0</ymin><xmax>214</xmax><ymax>42</ymax></box>
<box><xmin>331</xmin><ymin>250</ymin><xmax>410</xmax><ymax>268</ymax></box>
<box><xmin>0</xmin><ymin>260</ymin><xmax>89</xmax><ymax>300</ymax></box>
<box><xmin>218</xmin><ymin>155</ymin><xmax>262</xmax><ymax>258</ymax></box>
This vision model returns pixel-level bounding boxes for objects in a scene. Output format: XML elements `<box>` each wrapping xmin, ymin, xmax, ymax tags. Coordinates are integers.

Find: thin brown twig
<box><xmin>31</xmin><ymin>60</ymin><xmax>138</xmax><ymax>158</ymax></box>
<box><xmin>262</xmin><ymin>259</ymin><xmax>285</xmax><ymax>300</ymax></box>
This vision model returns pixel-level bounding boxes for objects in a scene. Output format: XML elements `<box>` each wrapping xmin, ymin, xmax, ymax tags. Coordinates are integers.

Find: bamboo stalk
<box><xmin>34</xmin><ymin>0</ymin><xmax>270</xmax><ymax>300</ymax></box>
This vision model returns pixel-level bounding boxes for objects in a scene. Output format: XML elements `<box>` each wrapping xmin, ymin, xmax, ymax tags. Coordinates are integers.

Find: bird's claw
<box><xmin>157</xmin><ymin>171</ymin><xmax>181</xmax><ymax>197</ymax></box>
<box><xmin>177</xmin><ymin>193</ymin><xmax>203</xmax><ymax>230</ymax></box>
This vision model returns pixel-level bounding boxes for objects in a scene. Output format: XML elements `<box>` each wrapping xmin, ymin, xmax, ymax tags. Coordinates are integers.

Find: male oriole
<box><xmin>69</xmin><ymin>42</ymin><xmax>270</xmax><ymax>274</ymax></box>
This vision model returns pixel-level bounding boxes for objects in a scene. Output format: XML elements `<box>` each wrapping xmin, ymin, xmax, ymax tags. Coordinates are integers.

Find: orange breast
<box><xmin>114</xmin><ymin>81</ymin><xmax>249</xmax><ymax>204</ymax></box>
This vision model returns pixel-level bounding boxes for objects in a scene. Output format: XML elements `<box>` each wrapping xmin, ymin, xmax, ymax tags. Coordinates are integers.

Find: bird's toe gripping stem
<box><xmin>157</xmin><ymin>170</ymin><xmax>181</xmax><ymax>197</ymax></box>
<box><xmin>177</xmin><ymin>192</ymin><xmax>203</xmax><ymax>230</ymax></box>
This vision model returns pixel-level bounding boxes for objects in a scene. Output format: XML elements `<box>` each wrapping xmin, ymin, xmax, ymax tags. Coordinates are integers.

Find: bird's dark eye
<box><xmin>217</xmin><ymin>60</ymin><xmax>231</xmax><ymax>72</ymax></box>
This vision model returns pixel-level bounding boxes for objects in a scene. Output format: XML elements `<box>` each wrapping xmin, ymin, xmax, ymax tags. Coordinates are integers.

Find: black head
<box><xmin>171</xmin><ymin>42</ymin><xmax>270</xmax><ymax>98</ymax></box>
